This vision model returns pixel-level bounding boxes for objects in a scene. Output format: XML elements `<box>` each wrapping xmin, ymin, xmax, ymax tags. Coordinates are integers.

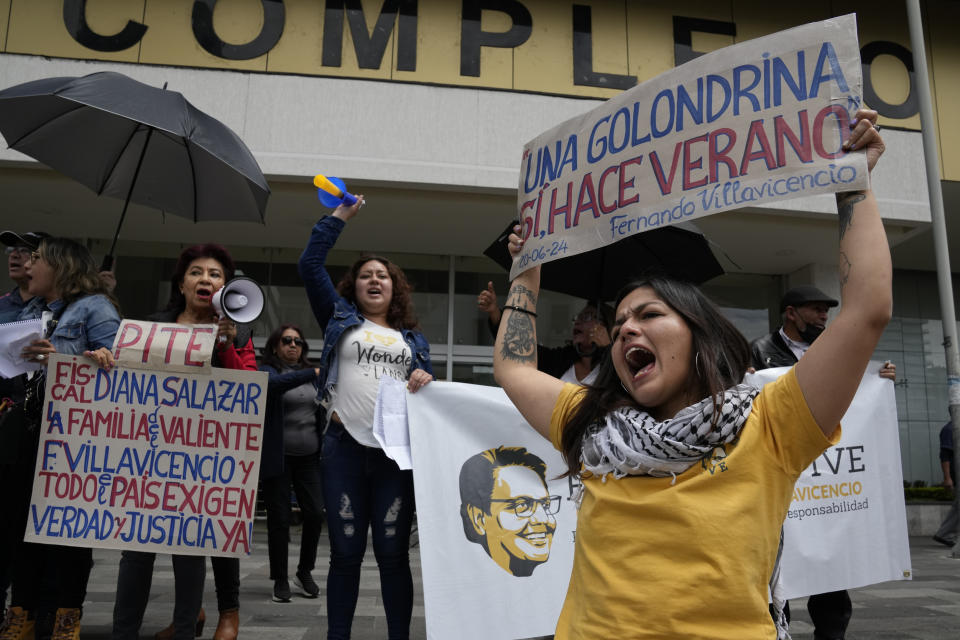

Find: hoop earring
<box><xmin>621</xmin><ymin>380</ymin><xmax>630</xmax><ymax>395</ymax></box>
<box><xmin>695</xmin><ymin>352</ymin><xmax>702</xmax><ymax>377</ymax></box>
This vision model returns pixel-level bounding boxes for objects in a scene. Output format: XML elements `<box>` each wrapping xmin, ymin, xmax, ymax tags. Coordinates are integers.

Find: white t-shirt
<box><xmin>559</xmin><ymin>363</ymin><xmax>599</xmax><ymax>386</ymax></box>
<box><xmin>330</xmin><ymin>319</ymin><xmax>411</xmax><ymax>447</ymax></box>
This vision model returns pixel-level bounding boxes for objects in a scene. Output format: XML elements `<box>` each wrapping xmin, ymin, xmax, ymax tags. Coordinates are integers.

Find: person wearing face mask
<box><xmin>112</xmin><ymin>244</ymin><xmax>255</xmax><ymax>640</ymax></box>
<box><xmin>750</xmin><ymin>285</ymin><xmax>895</xmax><ymax>640</ymax></box>
<box><xmin>299</xmin><ymin>196</ymin><xmax>433</xmax><ymax>640</ymax></box>
<box><xmin>258</xmin><ymin>324</ymin><xmax>325</xmax><ymax>603</ymax></box>
<box><xmin>477</xmin><ymin>282</ymin><xmax>613</xmax><ymax>385</ymax></box>
<box><xmin>751</xmin><ymin>286</ymin><xmax>840</xmax><ymax>368</ymax></box>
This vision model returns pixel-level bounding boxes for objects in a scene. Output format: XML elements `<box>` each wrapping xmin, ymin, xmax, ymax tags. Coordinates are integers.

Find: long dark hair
<box><xmin>37</xmin><ymin>237</ymin><xmax>119</xmax><ymax>311</ymax></box>
<box><xmin>336</xmin><ymin>254</ymin><xmax>418</xmax><ymax>330</ymax></box>
<box><xmin>164</xmin><ymin>243</ymin><xmax>236</xmax><ymax>313</ymax></box>
<box><xmin>559</xmin><ymin>276</ymin><xmax>750</xmax><ymax>477</ymax></box>
<box><xmin>261</xmin><ymin>324</ymin><xmax>311</xmax><ymax>369</ymax></box>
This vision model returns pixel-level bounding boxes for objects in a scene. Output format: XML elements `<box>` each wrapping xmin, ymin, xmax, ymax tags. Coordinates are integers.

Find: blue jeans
<box><xmin>322</xmin><ymin>420</ymin><xmax>415</xmax><ymax>640</ymax></box>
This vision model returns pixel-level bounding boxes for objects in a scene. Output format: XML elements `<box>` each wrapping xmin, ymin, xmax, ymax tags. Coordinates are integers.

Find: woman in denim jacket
<box><xmin>299</xmin><ymin>196</ymin><xmax>433</xmax><ymax>640</ymax></box>
<box><xmin>4</xmin><ymin>237</ymin><xmax>120</xmax><ymax>640</ymax></box>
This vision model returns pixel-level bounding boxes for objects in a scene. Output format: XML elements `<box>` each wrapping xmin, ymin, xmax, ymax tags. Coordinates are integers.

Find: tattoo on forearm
<box><xmin>836</xmin><ymin>191</ymin><xmax>865</xmax><ymax>241</ymax></box>
<box><xmin>500</xmin><ymin>310</ymin><xmax>536</xmax><ymax>363</ymax></box>
<box><xmin>505</xmin><ymin>283</ymin><xmax>537</xmax><ymax>309</ymax></box>
<box><xmin>838</xmin><ymin>251</ymin><xmax>852</xmax><ymax>289</ymax></box>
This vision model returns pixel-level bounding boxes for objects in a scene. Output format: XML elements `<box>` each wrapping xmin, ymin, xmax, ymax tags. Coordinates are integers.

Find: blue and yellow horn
<box><xmin>314</xmin><ymin>174</ymin><xmax>358</xmax><ymax>208</ymax></box>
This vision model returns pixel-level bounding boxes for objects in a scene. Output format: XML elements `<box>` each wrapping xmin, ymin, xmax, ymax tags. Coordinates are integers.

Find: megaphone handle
<box><xmin>341</xmin><ymin>192</ymin><xmax>358</xmax><ymax>207</ymax></box>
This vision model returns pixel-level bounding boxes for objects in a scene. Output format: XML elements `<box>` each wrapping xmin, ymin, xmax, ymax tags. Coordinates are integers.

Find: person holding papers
<box><xmin>2</xmin><ymin>236</ymin><xmax>120</xmax><ymax>640</ymax></box>
<box><xmin>299</xmin><ymin>197</ymin><xmax>433</xmax><ymax>640</ymax></box>
<box><xmin>111</xmin><ymin>244</ymin><xmax>255</xmax><ymax>640</ymax></box>
<box><xmin>492</xmin><ymin>110</ymin><xmax>891</xmax><ymax>639</ymax></box>
<box><xmin>258</xmin><ymin>324</ymin><xmax>325</xmax><ymax>603</ymax></box>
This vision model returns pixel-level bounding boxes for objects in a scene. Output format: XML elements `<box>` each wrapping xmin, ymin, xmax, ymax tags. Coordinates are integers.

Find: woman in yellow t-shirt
<box><xmin>493</xmin><ymin>109</ymin><xmax>891</xmax><ymax>639</ymax></box>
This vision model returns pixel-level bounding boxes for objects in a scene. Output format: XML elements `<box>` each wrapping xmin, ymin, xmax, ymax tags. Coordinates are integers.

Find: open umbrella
<box><xmin>0</xmin><ymin>71</ymin><xmax>270</xmax><ymax>268</ymax></box>
<box><xmin>483</xmin><ymin>221</ymin><xmax>724</xmax><ymax>301</ymax></box>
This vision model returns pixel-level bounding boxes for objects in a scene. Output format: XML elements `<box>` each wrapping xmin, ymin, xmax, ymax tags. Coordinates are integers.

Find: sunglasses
<box><xmin>4</xmin><ymin>247</ymin><xmax>31</xmax><ymax>257</ymax></box>
<box><xmin>281</xmin><ymin>336</ymin><xmax>304</xmax><ymax>347</ymax></box>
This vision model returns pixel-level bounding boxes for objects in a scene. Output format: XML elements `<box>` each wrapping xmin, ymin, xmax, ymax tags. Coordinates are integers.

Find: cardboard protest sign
<box><xmin>513</xmin><ymin>14</ymin><xmax>866</xmax><ymax>279</ymax></box>
<box><xmin>113</xmin><ymin>319</ymin><xmax>217</xmax><ymax>374</ymax></box>
<box><xmin>25</xmin><ymin>352</ymin><xmax>267</xmax><ymax>557</ymax></box>
<box><xmin>747</xmin><ymin>364</ymin><xmax>912</xmax><ymax>597</ymax></box>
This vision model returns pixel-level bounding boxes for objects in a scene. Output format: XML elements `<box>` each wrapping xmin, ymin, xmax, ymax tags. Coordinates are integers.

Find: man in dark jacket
<box><xmin>751</xmin><ymin>285</ymin><xmax>896</xmax><ymax>640</ymax></box>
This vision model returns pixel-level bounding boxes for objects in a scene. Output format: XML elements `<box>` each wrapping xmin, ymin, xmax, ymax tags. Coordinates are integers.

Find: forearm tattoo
<box><xmin>836</xmin><ymin>191</ymin><xmax>865</xmax><ymax>241</ymax></box>
<box><xmin>500</xmin><ymin>283</ymin><xmax>538</xmax><ymax>363</ymax></box>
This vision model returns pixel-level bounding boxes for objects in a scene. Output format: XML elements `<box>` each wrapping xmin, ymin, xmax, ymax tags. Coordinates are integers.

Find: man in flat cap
<box><xmin>751</xmin><ymin>285</ymin><xmax>896</xmax><ymax>640</ymax></box>
<box><xmin>0</xmin><ymin>230</ymin><xmax>49</xmax><ymax>323</ymax></box>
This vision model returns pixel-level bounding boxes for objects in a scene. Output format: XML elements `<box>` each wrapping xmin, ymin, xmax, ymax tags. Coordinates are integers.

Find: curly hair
<box><xmin>164</xmin><ymin>243</ymin><xmax>236</xmax><ymax>313</ymax></box>
<box><xmin>261</xmin><ymin>324</ymin><xmax>312</xmax><ymax>370</ymax></box>
<box><xmin>336</xmin><ymin>255</ymin><xmax>418</xmax><ymax>330</ymax></box>
<box><xmin>36</xmin><ymin>237</ymin><xmax>119</xmax><ymax>311</ymax></box>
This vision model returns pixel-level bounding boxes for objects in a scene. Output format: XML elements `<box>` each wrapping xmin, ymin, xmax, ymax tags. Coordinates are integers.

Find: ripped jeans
<box><xmin>321</xmin><ymin>419</ymin><xmax>415</xmax><ymax>640</ymax></box>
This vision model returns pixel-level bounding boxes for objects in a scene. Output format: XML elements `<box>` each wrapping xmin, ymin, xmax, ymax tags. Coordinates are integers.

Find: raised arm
<box><xmin>795</xmin><ymin>109</ymin><xmax>892</xmax><ymax>436</ymax></box>
<box><xmin>493</xmin><ymin>228</ymin><xmax>566</xmax><ymax>439</ymax></box>
<box><xmin>298</xmin><ymin>197</ymin><xmax>365</xmax><ymax>328</ymax></box>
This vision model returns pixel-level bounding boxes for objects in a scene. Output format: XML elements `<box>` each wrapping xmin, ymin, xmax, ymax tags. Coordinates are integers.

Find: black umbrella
<box><xmin>0</xmin><ymin>71</ymin><xmax>270</xmax><ymax>268</ymax></box>
<box><xmin>483</xmin><ymin>221</ymin><xmax>724</xmax><ymax>301</ymax></box>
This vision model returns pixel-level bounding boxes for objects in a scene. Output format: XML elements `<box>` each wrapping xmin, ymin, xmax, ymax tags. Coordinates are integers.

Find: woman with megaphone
<box><xmin>299</xmin><ymin>194</ymin><xmax>434</xmax><ymax>640</ymax></box>
<box><xmin>112</xmin><ymin>244</ymin><xmax>255</xmax><ymax>640</ymax></box>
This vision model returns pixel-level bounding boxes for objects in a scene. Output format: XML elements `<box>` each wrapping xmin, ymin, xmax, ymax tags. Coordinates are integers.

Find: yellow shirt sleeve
<box><xmin>549</xmin><ymin>383</ymin><xmax>586</xmax><ymax>451</ymax></box>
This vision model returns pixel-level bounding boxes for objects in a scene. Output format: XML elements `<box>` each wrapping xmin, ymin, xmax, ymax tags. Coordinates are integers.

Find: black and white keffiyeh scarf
<box><xmin>580</xmin><ymin>383</ymin><xmax>759</xmax><ymax>480</ymax></box>
<box><xmin>578</xmin><ymin>382</ymin><xmax>792</xmax><ymax>639</ymax></box>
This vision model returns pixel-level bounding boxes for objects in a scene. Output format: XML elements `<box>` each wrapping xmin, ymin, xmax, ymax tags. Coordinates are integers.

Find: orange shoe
<box><xmin>0</xmin><ymin>607</ymin><xmax>34</xmax><ymax>640</ymax></box>
<box><xmin>50</xmin><ymin>608</ymin><xmax>81</xmax><ymax>640</ymax></box>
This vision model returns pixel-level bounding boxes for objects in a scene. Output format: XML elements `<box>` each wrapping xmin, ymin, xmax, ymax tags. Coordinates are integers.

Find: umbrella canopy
<box><xmin>484</xmin><ymin>222</ymin><xmax>724</xmax><ymax>301</ymax></box>
<box><xmin>0</xmin><ymin>71</ymin><xmax>270</xmax><ymax>261</ymax></box>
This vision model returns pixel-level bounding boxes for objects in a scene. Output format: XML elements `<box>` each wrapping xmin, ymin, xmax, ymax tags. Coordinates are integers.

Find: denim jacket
<box><xmin>18</xmin><ymin>293</ymin><xmax>121</xmax><ymax>355</ymax></box>
<box><xmin>298</xmin><ymin>215</ymin><xmax>433</xmax><ymax>400</ymax></box>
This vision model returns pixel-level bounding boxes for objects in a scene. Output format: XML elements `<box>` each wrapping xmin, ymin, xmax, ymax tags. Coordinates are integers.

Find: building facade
<box><xmin>2</xmin><ymin>0</ymin><xmax>959</xmax><ymax>485</ymax></box>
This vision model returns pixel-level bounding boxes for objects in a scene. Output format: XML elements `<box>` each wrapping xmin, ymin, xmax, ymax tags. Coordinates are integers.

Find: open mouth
<box><xmin>625</xmin><ymin>346</ymin><xmax>655</xmax><ymax>378</ymax></box>
<box><xmin>195</xmin><ymin>286</ymin><xmax>213</xmax><ymax>301</ymax></box>
<box><xmin>367</xmin><ymin>287</ymin><xmax>382</xmax><ymax>297</ymax></box>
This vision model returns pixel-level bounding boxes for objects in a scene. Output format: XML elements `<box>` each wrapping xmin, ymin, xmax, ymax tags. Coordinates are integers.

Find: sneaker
<box><xmin>50</xmin><ymin>608</ymin><xmax>81</xmax><ymax>640</ymax></box>
<box><xmin>294</xmin><ymin>571</ymin><xmax>320</xmax><ymax>598</ymax></box>
<box><xmin>273</xmin><ymin>578</ymin><xmax>292</xmax><ymax>603</ymax></box>
<box><xmin>933</xmin><ymin>534</ymin><xmax>956</xmax><ymax>547</ymax></box>
<box><xmin>0</xmin><ymin>607</ymin><xmax>34</xmax><ymax>640</ymax></box>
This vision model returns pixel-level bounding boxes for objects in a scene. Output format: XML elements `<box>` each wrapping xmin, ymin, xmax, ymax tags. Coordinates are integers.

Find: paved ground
<box><xmin>60</xmin><ymin>527</ymin><xmax>960</xmax><ymax>638</ymax></box>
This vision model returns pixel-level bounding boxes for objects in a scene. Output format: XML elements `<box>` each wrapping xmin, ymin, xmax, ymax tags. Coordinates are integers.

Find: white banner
<box><xmin>404</xmin><ymin>368</ymin><xmax>909</xmax><ymax>638</ymax></box>
<box><xmin>512</xmin><ymin>14</ymin><xmax>866</xmax><ymax>279</ymax></box>
<box><xmin>747</xmin><ymin>364</ymin><xmax>912</xmax><ymax>598</ymax></box>
<box><xmin>25</xmin><ymin>353</ymin><xmax>267</xmax><ymax>557</ymax></box>
<box><xmin>408</xmin><ymin>382</ymin><xmax>576</xmax><ymax>640</ymax></box>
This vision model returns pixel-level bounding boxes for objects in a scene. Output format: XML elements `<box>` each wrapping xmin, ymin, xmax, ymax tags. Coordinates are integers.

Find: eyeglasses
<box><xmin>490</xmin><ymin>495</ymin><xmax>561</xmax><ymax>517</ymax></box>
<box><xmin>281</xmin><ymin>336</ymin><xmax>305</xmax><ymax>347</ymax></box>
<box><xmin>29</xmin><ymin>251</ymin><xmax>42</xmax><ymax>263</ymax></box>
<box><xmin>4</xmin><ymin>246</ymin><xmax>31</xmax><ymax>257</ymax></box>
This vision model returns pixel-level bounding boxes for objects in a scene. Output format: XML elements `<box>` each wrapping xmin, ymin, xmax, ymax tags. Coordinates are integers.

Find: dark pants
<box><xmin>322</xmin><ymin>420</ymin><xmax>415</xmax><ymax>640</ymax></box>
<box><xmin>808</xmin><ymin>590</ymin><xmax>852</xmax><ymax>640</ymax></box>
<box><xmin>262</xmin><ymin>453</ymin><xmax>325</xmax><ymax>580</ymax></box>
<box><xmin>113</xmin><ymin>552</ymin><xmax>205</xmax><ymax>640</ymax></box>
<box><xmin>112</xmin><ymin>554</ymin><xmax>239</xmax><ymax>640</ymax></box>
<box><xmin>6</xmin><ymin>425</ymin><xmax>91</xmax><ymax>613</ymax></box>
